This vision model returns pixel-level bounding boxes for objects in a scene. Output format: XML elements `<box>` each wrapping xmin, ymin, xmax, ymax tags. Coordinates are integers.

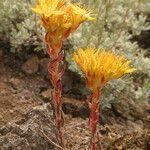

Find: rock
<box><xmin>0</xmin><ymin>103</ymin><xmax>57</xmax><ymax>150</ymax></box>
<box><xmin>62</xmin><ymin>71</ymin><xmax>73</xmax><ymax>93</ymax></box>
<box><xmin>39</xmin><ymin>58</ymin><xmax>50</xmax><ymax>76</ymax></box>
<box><xmin>62</xmin><ymin>97</ymin><xmax>89</xmax><ymax>119</ymax></box>
<box><xmin>0</xmin><ymin>134</ymin><xmax>31</xmax><ymax>150</ymax></box>
<box><xmin>22</xmin><ymin>56</ymin><xmax>39</xmax><ymax>74</ymax></box>
<box><xmin>70</xmin><ymin>86</ymin><xmax>91</xmax><ymax>100</ymax></box>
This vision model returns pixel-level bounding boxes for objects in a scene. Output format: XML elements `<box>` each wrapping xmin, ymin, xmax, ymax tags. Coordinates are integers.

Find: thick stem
<box><xmin>89</xmin><ymin>89</ymin><xmax>101</xmax><ymax>150</ymax></box>
<box><xmin>47</xmin><ymin>42</ymin><xmax>65</xmax><ymax>147</ymax></box>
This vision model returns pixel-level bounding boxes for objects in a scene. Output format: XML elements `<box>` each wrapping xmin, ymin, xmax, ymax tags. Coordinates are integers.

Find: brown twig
<box><xmin>39</xmin><ymin>129</ymin><xmax>64</xmax><ymax>150</ymax></box>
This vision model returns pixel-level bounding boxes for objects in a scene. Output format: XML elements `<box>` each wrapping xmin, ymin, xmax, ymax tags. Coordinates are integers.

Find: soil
<box><xmin>0</xmin><ymin>53</ymin><xmax>150</xmax><ymax>150</ymax></box>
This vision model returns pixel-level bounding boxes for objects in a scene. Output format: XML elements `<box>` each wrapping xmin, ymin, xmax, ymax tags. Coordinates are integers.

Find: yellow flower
<box><xmin>32</xmin><ymin>0</ymin><xmax>65</xmax><ymax>17</ymax></box>
<box><xmin>32</xmin><ymin>0</ymin><xmax>94</xmax><ymax>49</ymax></box>
<box><xmin>73</xmin><ymin>48</ymin><xmax>136</xmax><ymax>91</ymax></box>
<box><xmin>64</xmin><ymin>4</ymin><xmax>94</xmax><ymax>32</ymax></box>
<box><xmin>32</xmin><ymin>0</ymin><xmax>65</xmax><ymax>32</ymax></box>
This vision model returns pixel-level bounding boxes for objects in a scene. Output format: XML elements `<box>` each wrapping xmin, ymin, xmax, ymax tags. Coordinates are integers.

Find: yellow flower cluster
<box><xmin>73</xmin><ymin>48</ymin><xmax>136</xmax><ymax>91</ymax></box>
<box><xmin>32</xmin><ymin>0</ymin><xmax>94</xmax><ymax>50</ymax></box>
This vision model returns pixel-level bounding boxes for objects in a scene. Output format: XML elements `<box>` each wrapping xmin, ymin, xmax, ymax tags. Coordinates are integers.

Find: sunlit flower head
<box><xmin>32</xmin><ymin>0</ymin><xmax>65</xmax><ymax>16</ymax></box>
<box><xmin>73</xmin><ymin>48</ymin><xmax>136</xmax><ymax>91</ymax></box>
<box><xmin>64</xmin><ymin>4</ymin><xmax>94</xmax><ymax>32</ymax></box>
<box><xmin>32</xmin><ymin>0</ymin><xmax>94</xmax><ymax>50</ymax></box>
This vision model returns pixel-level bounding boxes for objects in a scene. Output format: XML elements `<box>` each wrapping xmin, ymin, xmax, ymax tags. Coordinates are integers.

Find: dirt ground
<box><xmin>0</xmin><ymin>53</ymin><xmax>150</xmax><ymax>150</ymax></box>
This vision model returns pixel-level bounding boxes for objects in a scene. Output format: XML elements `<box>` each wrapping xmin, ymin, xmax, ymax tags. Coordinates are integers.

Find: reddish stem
<box><xmin>47</xmin><ymin>42</ymin><xmax>65</xmax><ymax>147</ymax></box>
<box><xmin>89</xmin><ymin>89</ymin><xmax>101</xmax><ymax>150</ymax></box>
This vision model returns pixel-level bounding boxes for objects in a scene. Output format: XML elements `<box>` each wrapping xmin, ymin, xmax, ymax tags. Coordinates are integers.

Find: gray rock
<box><xmin>22</xmin><ymin>56</ymin><xmax>39</xmax><ymax>74</ymax></box>
<box><xmin>0</xmin><ymin>134</ymin><xmax>31</xmax><ymax>150</ymax></box>
<box><xmin>0</xmin><ymin>103</ymin><xmax>57</xmax><ymax>150</ymax></box>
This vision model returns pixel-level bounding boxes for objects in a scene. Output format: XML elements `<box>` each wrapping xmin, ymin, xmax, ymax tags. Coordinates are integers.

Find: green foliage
<box><xmin>0</xmin><ymin>0</ymin><xmax>44</xmax><ymax>52</ymax></box>
<box><xmin>68</xmin><ymin>0</ymin><xmax>150</xmax><ymax>108</ymax></box>
<box><xmin>0</xmin><ymin>0</ymin><xmax>149</xmax><ymax>109</ymax></box>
